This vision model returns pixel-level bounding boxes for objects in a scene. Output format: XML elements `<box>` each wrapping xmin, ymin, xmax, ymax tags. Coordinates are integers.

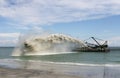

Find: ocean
<box><xmin>1</xmin><ymin>47</ymin><xmax>120</xmax><ymax>64</ymax></box>
<box><xmin>1</xmin><ymin>47</ymin><xmax>120</xmax><ymax>78</ymax></box>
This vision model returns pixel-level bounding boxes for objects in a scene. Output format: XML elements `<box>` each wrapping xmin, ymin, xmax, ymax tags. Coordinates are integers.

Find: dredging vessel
<box><xmin>73</xmin><ymin>37</ymin><xmax>110</xmax><ymax>52</ymax></box>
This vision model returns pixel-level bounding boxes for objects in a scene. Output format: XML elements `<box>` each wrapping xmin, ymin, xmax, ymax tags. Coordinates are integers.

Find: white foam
<box><xmin>2</xmin><ymin>59</ymin><xmax>120</xmax><ymax>67</ymax></box>
<box><xmin>23</xmin><ymin>52</ymin><xmax>74</xmax><ymax>56</ymax></box>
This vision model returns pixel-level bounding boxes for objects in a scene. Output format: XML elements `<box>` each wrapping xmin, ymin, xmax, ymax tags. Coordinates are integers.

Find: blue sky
<box><xmin>0</xmin><ymin>0</ymin><xmax>120</xmax><ymax>46</ymax></box>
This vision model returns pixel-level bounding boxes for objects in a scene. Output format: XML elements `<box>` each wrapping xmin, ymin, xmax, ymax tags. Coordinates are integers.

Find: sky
<box><xmin>0</xmin><ymin>0</ymin><xmax>120</xmax><ymax>46</ymax></box>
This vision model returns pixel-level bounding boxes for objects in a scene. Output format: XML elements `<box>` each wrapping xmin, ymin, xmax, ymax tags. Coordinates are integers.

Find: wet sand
<box><xmin>0</xmin><ymin>66</ymin><xmax>80</xmax><ymax>78</ymax></box>
<box><xmin>1</xmin><ymin>59</ymin><xmax>120</xmax><ymax>78</ymax></box>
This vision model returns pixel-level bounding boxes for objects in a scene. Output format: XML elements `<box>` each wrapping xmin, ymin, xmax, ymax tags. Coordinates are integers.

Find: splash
<box><xmin>12</xmin><ymin>33</ymin><xmax>86</xmax><ymax>56</ymax></box>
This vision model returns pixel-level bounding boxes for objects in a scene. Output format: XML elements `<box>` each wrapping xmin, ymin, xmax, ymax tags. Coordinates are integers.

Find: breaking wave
<box><xmin>12</xmin><ymin>32</ymin><xmax>86</xmax><ymax>56</ymax></box>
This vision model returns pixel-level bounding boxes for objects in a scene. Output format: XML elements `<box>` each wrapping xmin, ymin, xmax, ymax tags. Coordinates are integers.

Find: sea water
<box><xmin>0</xmin><ymin>47</ymin><xmax>13</xmax><ymax>59</ymax></box>
<box><xmin>1</xmin><ymin>47</ymin><xmax>120</xmax><ymax>64</ymax></box>
<box><xmin>1</xmin><ymin>47</ymin><xmax>120</xmax><ymax>78</ymax></box>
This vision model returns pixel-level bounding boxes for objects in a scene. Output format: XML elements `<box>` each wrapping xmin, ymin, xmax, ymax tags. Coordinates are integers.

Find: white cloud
<box><xmin>0</xmin><ymin>0</ymin><xmax>120</xmax><ymax>25</ymax></box>
<box><xmin>0</xmin><ymin>33</ymin><xmax>20</xmax><ymax>46</ymax></box>
<box><xmin>0</xmin><ymin>33</ymin><xmax>20</xmax><ymax>38</ymax></box>
<box><xmin>0</xmin><ymin>39</ymin><xmax>17</xmax><ymax>46</ymax></box>
<box><xmin>107</xmin><ymin>37</ymin><xmax>120</xmax><ymax>46</ymax></box>
<box><xmin>0</xmin><ymin>0</ymin><xmax>120</xmax><ymax>46</ymax></box>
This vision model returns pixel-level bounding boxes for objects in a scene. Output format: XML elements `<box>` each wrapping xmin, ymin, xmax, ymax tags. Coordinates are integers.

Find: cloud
<box><xmin>0</xmin><ymin>0</ymin><xmax>120</xmax><ymax>26</ymax></box>
<box><xmin>0</xmin><ymin>33</ymin><xmax>20</xmax><ymax>46</ymax></box>
<box><xmin>0</xmin><ymin>39</ymin><xmax>17</xmax><ymax>46</ymax></box>
<box><xmin>107</xmin><ymin>37</ymin><xmax>120</xmax><ymax>46</ymax></box>
<box><xmin>0</xmin><ymin>33</ymin><xmax>20</xmax><ymax>38</ymax></box>
<box><xmin>0</xmin><ymin>0</ymin><xmax>120</xmax><ymax>46</ymax></box>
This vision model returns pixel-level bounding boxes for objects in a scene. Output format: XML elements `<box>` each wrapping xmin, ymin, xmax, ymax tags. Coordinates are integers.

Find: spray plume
<box><xmin>12</xmin><ymin>32</ymin><xmax>86</xmax><ymax>56</ymax></box>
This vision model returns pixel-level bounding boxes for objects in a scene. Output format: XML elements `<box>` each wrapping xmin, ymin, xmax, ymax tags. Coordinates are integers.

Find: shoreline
<box><xmin>1</xmin><ymin>59</ymin><xmax>120</xmax><ymax>78</ymax></box>
<box><xmin>0</xmin><ymin>66</ymin><xmax>80</xmax><ymax>78</ymax></box>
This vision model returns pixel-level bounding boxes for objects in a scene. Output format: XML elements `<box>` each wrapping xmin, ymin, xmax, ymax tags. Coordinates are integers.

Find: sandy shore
<box><xmin>0</xmin><ymin>59</ymin><xmax>81</xmax><ymax>78</ymax></box>
<box><xmin>1</xmin><ymin>59</ymin><xmax>120</xmax><ymax>78</ymax></box>
<box><xmin>0</xmin><ymin>66</ymin><xmax>80</xmax><ymax>78</ymax></box>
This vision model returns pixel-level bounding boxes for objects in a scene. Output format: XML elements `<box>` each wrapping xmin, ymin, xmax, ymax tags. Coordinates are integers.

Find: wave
<box><xmin>1</xmin><ymin>59</ymin><xmax>120</xmax><ymax>78</ymax></box>
<box><xmin>1</xmin><ymin>59</ymin><xmax>120</xmax><ymax>68</ymax></box>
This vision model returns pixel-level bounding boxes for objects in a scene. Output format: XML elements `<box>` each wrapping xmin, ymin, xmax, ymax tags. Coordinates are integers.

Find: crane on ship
<box><xmin>73</xmin><ymin>37</ymin><xmax>110</xmax><ymax>52</ymax></box>
<box><xmin>84</xmin><ymin>37</ymin><xmax>110</xmax><ymax>52</ymax></box>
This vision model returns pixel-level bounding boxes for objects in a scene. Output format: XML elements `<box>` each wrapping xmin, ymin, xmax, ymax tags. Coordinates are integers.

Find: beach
<box><xmin>0</xmin><ymin>59</ymin><xmax>81</xmax><ymax>78</ymax></box>
<box><xmin>0</xmin><ymin>59</ymin><xmax>95</xmax><ymax>78</ymax></box>
<box><xmin>0</xmin><ymin>66</ymin><xmax>80</xmax><ymax>78</ymax></box>
<box><xmin>1</xmin><ymin>59</ymin><xmax>120</xmax><ymax>78</ymax></box>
